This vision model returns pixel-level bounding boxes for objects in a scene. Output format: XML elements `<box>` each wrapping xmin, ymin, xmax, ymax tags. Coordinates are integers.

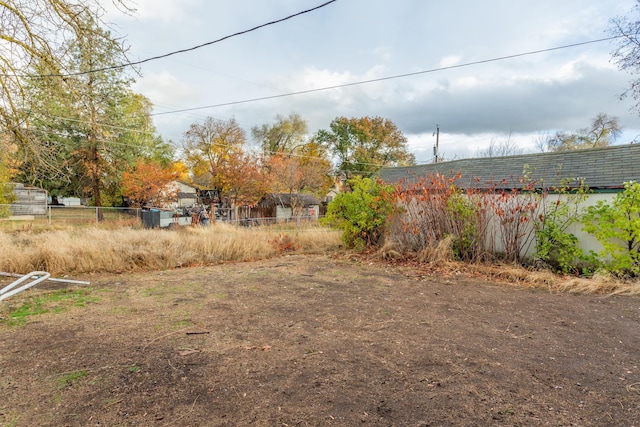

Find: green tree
<box><xmin>543</xmin><ymin>113</ymin><xmax>621</xmax><ymax>152</ymax></box>
<box><xmin>322</xmin><ymin>176</ymin><xmax>396</xmax><ymax>249</ymax></box>
<box><xmin>0</xmin><ymin>0</ymin><xmax>132</xmax><ymax>176</ymax></box>
<box><xmin>582</xmin><ymin>181</ymin><xmax>640</xmax><ymax>277</ymax></box>
<box><xmin>0</xmin><ymin>135</ymin><xmax>15</xmax><ymax>217</ymax></box>
<box><xmin>251</xmin><ymin>113</ymin><xmax>308</xmax><ymax>155</ymax></box>
<box><xmin>316</xmin><ymin>116</ymin><xmax>415</xmax><ymax>178</ymax></box>
<box><xmin>16</xmin><ymin>17</ymin><xmax>165</xmax><ymax>212</ymax></box>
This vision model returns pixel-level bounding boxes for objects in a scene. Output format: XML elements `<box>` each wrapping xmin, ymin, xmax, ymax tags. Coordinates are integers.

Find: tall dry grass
<box><xmin>0</xmin><ymin>223</ymin><xmax>342</xmax><ymax>275</ymax></box>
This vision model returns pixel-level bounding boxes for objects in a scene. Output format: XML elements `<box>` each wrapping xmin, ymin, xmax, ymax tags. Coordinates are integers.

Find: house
<box><xmin>168</xmin><ymin>181</ymin><xmax>199</xmax><ymax>208</ymax></box>
<box><xmin>250</xmin><ymin>193</ymin><xmax>321</xmax><ymax>224</ymax></box>
<box><xmin>378</xmin><ymin>144</ymin><xmax>640</xmax><ymax>258</ymax></box>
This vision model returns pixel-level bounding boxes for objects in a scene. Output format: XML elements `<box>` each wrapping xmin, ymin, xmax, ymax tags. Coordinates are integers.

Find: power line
<box><xmin>151</xmin><ymin>36</ymin><xmax>621</xmax><ymax>117</ymax></box>
<box><xmin>23</xmin><ymin>0</ymin><xmax>338</xmax><ymax>78</ymax></box>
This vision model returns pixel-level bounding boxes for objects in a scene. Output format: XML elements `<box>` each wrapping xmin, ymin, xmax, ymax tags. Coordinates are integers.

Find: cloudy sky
<box><xmin>105</xmin><ymin>0</ymin><xmax>640</xmax><ymax>163</ymax></box>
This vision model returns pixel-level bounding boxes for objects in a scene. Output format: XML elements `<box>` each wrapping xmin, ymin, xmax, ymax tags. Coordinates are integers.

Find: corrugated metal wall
<box><xmin>10</xmin><ymin>184</ymin><xmax>47</xmax><ymax>216</ymax></box>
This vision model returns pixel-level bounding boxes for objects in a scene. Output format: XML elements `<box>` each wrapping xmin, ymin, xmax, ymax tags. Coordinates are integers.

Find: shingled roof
<box><xmin>379</xmin><ymin>143</ymin><xmax>640</xmax><ymax>191</ymax></box>
<box><xmin>258</xmin><ymin>193</ymin><xmax>320</xmax><ymax>207</ymax></box>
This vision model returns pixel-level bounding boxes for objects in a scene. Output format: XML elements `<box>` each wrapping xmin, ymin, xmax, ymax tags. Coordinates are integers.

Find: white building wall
<box><xmin>489</xmin><ymin>192</ymin><xmax>617</xmax><ymax>259</ymax></box>
<box><xmin>401</xmin><ymin>191</ymin><xmax>619</xmax><ymax>260</ymax></box>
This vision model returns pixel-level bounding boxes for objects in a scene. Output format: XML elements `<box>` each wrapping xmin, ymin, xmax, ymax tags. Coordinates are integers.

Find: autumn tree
<box><xmin>121</xmin><ymin>159</ymin><xmax>179</xmax><ymax>208</ymax></box>
<box><xmin>296</xmin><ymin>141</ymin><xmax>334</xmax><ymax>195</ymax></box>
<box><xmin>540</xmin><ymin>113</ymin><xmax>621</xmax><ymax>152</ymax></box>
<box><xmin>315</xmin><ymin>116</ymin><xmax>415</xmax><ymax>178</ymax></box>
<box><xmin>264</xmin><ymin>141</ymin><xmax>333</xmax><ymax>196</ymax></box>
<box><xmin>219</xmin><ymin>151</ymin><xmax>268</xmax><ymax>205</ymax></box>
<box><xmin>251</xmin><ymin>113</ymin><xmax>308</xmax><ymax>155</ymax></box>
<box><xmin>182</xmin><ymin>117</ymin><xmax>247</xmax><ymax>190</ymax></box>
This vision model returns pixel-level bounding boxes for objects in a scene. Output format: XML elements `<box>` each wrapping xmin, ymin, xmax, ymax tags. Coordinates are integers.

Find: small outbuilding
<box><xmin>8</xmin><ymin>183</ymin><xmax>48</xmax><ymax>217</ymax></box>
<box><xmin>252</xmin><ymin>193</ymin><xmax>321</xmax><ymax>224</ymax></box>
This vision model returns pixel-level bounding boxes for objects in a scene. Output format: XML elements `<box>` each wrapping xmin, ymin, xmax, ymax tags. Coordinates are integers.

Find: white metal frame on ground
<box><xmin>0</xmin><ymin>272</ymin><xmax>90</xmax><ymax>301</ymax></box>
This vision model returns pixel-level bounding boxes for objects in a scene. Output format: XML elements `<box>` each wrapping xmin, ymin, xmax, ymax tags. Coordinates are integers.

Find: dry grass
<box><xmin>374</xmin><ymin>235</ymin><xmax>640</xmax><ymax>295</ymax></box>
<box><xmin>417</xmin><ymin>235</ymin><xmax>455</xmax><ymax>264</ymax></box>
<box><xmin>3</xmin><ymin>221</ymin><xmax>638</xmax><ymax>296</ymax></box>
<box><xmin>0</xmin><ymin>223</ymin><xmax>342</xmax><ymax>275</ymax></box>
<box><xmin>455</xmin><ymin>263</ymin><xmax>640</xmax><ymax>296</ymax></box>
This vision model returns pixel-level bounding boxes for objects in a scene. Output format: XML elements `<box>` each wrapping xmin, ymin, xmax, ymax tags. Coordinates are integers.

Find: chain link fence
<box><xmin>0</xmin><ymin>205</ymin><xmax>324</xmax><ymax>229</ymax></box>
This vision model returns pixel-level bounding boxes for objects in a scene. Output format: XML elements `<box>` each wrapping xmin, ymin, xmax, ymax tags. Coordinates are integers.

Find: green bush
<box><xmin>322</xmin><ymin>177</ymin><xmax>395</xmax><ymax>249</ymax></box>
<box><xmin>533</xmin><ymin>183</ymin><xmax>587</xmax><ymax>274</ymax></box>
<box><xmin>446</xmin><ymin>191</ymin><xmax>483</xmax><ymax>261</ymax></box>
<box><xmin>582</xmin><ymin>181</ymin><xmax>640</xmax><ymax>277</ymax></box>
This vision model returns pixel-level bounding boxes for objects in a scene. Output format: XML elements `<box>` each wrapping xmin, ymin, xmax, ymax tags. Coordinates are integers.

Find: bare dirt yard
<box><xmin>1</xmin><ymin>254</ymin><xmax>639</xmax><ymax>426</ymax></box>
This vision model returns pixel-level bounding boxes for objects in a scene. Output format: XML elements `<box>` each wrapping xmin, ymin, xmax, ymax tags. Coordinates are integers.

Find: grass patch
<box><xmin>1</xmin><ymin>289</ymin><xmax>97</xmax><ymax>326</ymax></box>
<box><xmin>56</xmin><ymin>370</ymin><xmax>88</xmax><ymax>388</ymax></box>
<box><xmin>0</xmin><ymin>415</ymin><xmax>19</xmax><ymax>427</ymax></box>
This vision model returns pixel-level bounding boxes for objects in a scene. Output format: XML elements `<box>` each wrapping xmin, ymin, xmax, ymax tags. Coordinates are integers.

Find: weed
<box><xmin>2</xmin><ymin>289</ymin><xmax>97</xmax><ymax>326</ymax></box>
<box><xmin>56</xmin><ymin>370</ymin><xmax>88</xmax><ymax>388</ymax></box>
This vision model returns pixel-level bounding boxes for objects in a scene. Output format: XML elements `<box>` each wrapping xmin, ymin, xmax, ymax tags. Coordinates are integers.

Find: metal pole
<box><xmin>0</xmin><ymin>272</ymin><xmax>90</xmax><ymax>286</ymax></box>
<box><xmin>0</xmin><ymin>272</ymin><xmax>51</xmax><ymax>301</ymax></box>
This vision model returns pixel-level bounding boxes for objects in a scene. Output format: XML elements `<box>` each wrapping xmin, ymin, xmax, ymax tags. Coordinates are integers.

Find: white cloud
<box><xmin>439</xmin><ymin>55</ymin><xmax>462</xmax><ymax>68</ymax></box>
<box><xmin>133</xmin><ymin>71</ymin><xmax>198</xmax><ymax>109</ymax></box>
<box><xmin>124</xmin><ymin>0</ymin><xmax>201</xmax><ymax>24</ymax></box>
<box><xmin>105</xmin><ymin>0</ymin><xmax>640</xmax><ymax>160</ymax></box>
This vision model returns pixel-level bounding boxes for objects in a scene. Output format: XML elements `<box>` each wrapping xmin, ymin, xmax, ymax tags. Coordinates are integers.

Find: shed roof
<box><xmin>379</xmin><ymin>143</ymin><xmax>640</xmax><ymax>190</ymax></box>
<box><xmin>259</xmin><ymin>193</ymin><xmax>320</xmax><ymax>207</ymax></box>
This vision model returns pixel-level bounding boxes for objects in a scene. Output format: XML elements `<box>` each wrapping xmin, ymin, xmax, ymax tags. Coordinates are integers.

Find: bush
<box><xmin>532</xmin><ymin>182</ymin><xmax>588</xmax><ymax>274</ymax></box>
<box><xmin>582</xmin><ymin>181</ymin><xmax>640</xmax><ymax>277</ymax></box>
<box><xmin>322</xmin><ymin>177</ymin><xmax>395</xmax><ymax>249</ymax></box>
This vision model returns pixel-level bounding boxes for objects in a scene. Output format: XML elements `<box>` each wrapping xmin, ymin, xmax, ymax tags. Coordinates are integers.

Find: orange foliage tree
<box><xmin>219</xmin><ymin>151</ymin><xmax>269</xmax><ymax>205</ymax></box>
<box><xmin>121</xmin><ymin>159</ymin><xmax>179</xmax><ymax>208</ymax></box>
<box><xmin>264</xmin><ymin>141</ymin><xmax>333</xmax><ymax>197</ymax></box>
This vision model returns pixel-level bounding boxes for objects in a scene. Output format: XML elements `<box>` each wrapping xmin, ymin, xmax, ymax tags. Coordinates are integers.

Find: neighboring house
<box><xmin>251</xmin><ymin>193</ymin><xmax>321</xmax><ymax>224</ymax></box>
<box><xmin>324</xmin><ymin>186</ymin><xmax>340</xmax><ymax>204</ymax></box>
<box><xmin>167</xmin><ymin>180</ymin><xmax>198</xmax><ymax>209</ymax></box>
<box><xmin>378</xmin><ymin>143</ymin><xmax>640</xmax><ymax>257</ymax></box>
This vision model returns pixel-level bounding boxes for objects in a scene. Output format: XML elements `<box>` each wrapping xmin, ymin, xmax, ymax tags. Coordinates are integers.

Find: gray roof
<box><xmin>379</xmin><ymin>144</ymin><xmax>640</xmax><ymax>190</ymax></box>
<box><xmin>259</xmin><ymin>193</ymin><xmax>321</xmax><ymax>207</ymax></box>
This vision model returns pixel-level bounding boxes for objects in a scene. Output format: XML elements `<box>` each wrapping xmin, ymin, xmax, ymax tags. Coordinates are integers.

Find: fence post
<box><xmin>48</xmin><ymin>206</ymin><xmax>52</xmax><ymax>226</ymax></box>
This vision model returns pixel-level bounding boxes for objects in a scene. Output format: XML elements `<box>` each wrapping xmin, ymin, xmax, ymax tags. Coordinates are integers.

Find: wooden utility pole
<box><xmin>433</xmin><ymin>124</ymin><xmax>440</xmax><ymax>163</ymax></box>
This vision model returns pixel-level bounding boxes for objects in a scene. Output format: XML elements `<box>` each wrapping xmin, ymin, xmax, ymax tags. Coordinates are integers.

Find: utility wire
<box><xmin>151</xmin><ymin>36</ymin><xmax>621</xmax><ymax>117</ymax></box>
<box><xmin>25</xmin><ymin>0</ymin><xmax>338</xmax><ymax>78</ymax></box>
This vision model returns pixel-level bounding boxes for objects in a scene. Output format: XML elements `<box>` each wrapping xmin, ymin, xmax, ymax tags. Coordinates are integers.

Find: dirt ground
<box><xmin>0</xmin><ymin>254</ymin><xmax>639</xmax><ymax>427</ymax></box>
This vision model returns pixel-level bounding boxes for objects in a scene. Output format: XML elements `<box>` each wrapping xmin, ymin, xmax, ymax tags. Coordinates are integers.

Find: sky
<box><xmin>104</xmin><ymin>0</ymin><xmax>640</xmax><ymax>163</ymax></box>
